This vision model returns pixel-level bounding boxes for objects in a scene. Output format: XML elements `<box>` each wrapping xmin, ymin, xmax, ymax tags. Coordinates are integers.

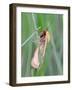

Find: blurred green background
<box><xmin>21</xmin><ymin>12</ymin><xmax>63</xmax><ymax>77</ymax></box>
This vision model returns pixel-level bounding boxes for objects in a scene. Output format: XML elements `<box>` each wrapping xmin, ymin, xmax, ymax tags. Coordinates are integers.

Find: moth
<box><xmin>31</xmin><ymin>30</ymin><xmax>50</xmax><ymax>69</ymax></box>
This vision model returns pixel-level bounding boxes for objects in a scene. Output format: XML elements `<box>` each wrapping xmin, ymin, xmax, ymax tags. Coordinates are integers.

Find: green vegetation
<box><xmin>21</xmin><ymin>12</ymin><xmax>63</xmax><ymax>77</ymax></box>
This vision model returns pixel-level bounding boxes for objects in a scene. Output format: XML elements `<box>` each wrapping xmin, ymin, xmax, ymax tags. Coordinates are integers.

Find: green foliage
<box><xmin>21</xmin><ymin>12</ymin><xmax>63</xmax><ymax>77</ymax></box>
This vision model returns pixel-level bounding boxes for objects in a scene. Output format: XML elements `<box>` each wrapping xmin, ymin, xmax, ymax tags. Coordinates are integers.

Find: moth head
<box><xmin>40</xmin><ymin>29</ymin><xmax>50</xmax><ymax>43</ymax></box>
